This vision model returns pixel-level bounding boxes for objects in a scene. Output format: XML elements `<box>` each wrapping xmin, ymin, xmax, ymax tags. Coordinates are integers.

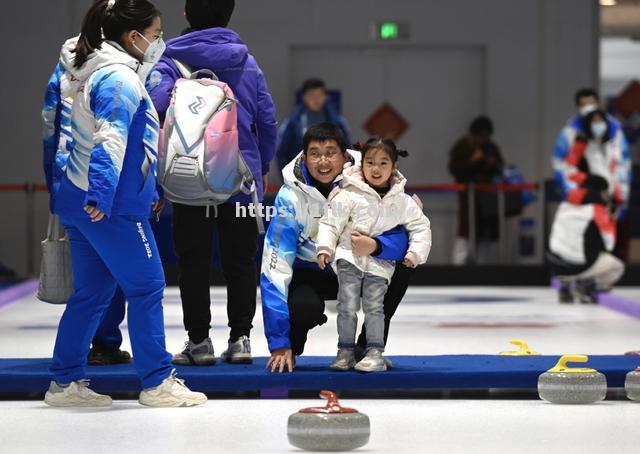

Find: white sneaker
<box><xmin>139</xmin><ymin>372</ymin><xmax>207</xmax><ymax>407</ymax></box>
<box><xmin>330</xmin><ymin>348</ymin><xmax>356</xmax><ymax>371</ymax></box>
<box><xmin>220</xmin><ymin>336</ymin><xmax>253</xmax><ymax>364</ymax></box>
<box><xmin>354</xmin><ymin>348</ymin><xmax>387</xmax><ymax>372</ymax></box>
<box><xmin>44</xmin><ymin>380</ymin><xmax>112</xmax><ymax>407</ymax></box>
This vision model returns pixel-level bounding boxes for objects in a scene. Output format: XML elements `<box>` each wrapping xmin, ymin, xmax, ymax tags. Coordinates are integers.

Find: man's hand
<box><xmin>318</xmin><ymin>253</ymin><xmax>330</xmax><ymax>270</ymax></box>
<box><xmin>351</xmin><ymin>231</ymin><xmax>377</xmax><ymax>256</ymax></box>
<box><xmin>266</xmin><ymin>348</ymin><xmax>294</xmax><ymax>373</ymax></box>
<box><xmin>403</xmin><ymin>257</ymin><xmax>415</xmax><ymax>268</ymax></box>
<box><xmin>84</xmin><ymin>205</ymin><xmax>105</xmax><ymax>222</ymax></box>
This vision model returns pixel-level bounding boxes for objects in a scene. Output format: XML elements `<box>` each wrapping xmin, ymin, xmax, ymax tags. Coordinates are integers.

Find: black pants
<box><xmin>287</xmin><ymin>263</ymin><xmax>413</xmax><ymax>355</ymax></box>
<box><xmin>173</xmin><ymin>203</ymin><xmax>258</xmax><ymax>343</ymax></box>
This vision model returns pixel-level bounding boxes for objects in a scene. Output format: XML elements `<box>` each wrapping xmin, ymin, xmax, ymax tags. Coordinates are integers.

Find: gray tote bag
<box><xmin>37</xmin><ymin>214</ymin><xmax>73</xmax><ymax>304</ymax></box>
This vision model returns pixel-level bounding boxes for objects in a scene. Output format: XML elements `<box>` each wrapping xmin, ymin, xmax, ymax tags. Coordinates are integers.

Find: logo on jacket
<box><xmin>188</xmin><ymin>96</ymin><xmax>207</xmax><ymax>115</ymax></box>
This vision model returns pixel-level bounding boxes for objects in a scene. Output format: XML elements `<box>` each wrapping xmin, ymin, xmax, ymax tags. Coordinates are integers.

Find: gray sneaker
<box><xmin>355</xmin><ymin>345</ymin><xmax>393</xmax><ymax>369</ymax></box>
<box><xmin>354</xmin><ymin>348</ymin><xmax>387</xmax><ymax>372</ymax></box>
<box><xmin>172</xmin><ymin>338</ymin><xmax>216</xmax><ymax>366</ymax></box>
<box><xmin>330</xmin><ymin>348</ymin><xmax>356</xmax><ymax>371</ymax></box>
<box><xmin>220</xmin><ymin>336</ymin><xmax>253</xmax><ymax>364</ymax></box>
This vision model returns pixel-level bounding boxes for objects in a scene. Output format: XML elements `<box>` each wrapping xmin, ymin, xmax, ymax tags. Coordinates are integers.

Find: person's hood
<box><xmin>60</xmin><ymin>38</ymin><xmax>140</xmax><ymax>82</ymax></box>
<box><xmin>341</xmin><ymin>165</ymin><xmax>407</xmax><ymax>198</ymax></box>
<box><xmin>282</xmin><ymin>150</ymin><xmax>361</xmax><ymax>192</ymax></box>
<box><xmin>163</xmin><ymin>27</ymin><xmax>248</xmax><ymax>69</ymax></box>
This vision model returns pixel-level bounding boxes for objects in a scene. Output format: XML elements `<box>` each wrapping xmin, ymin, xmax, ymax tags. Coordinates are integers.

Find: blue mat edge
<box><xmin>1</xmin><ymin>355</ymin><xmax>639</xmax><ymax>393</ymax></box>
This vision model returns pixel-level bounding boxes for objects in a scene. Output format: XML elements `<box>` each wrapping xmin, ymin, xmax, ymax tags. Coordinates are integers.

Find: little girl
<box><xmin>317</xmin><ymin>137</ymin><xmax>432</xmax><ymax>372</ymax></box>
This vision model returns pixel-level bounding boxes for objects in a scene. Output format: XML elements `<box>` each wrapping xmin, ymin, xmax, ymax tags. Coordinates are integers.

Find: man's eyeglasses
<box><xmin>307</xmin><ymin>150</ymin><xmax>342</xmax><ymax>163</ymax></box>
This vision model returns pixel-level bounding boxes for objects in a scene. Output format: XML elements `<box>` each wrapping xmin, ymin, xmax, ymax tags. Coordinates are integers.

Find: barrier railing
<box><xmin>0</xmin><ymin>181</ymin><xmax>544</xmax><ymax>275</ymax></box>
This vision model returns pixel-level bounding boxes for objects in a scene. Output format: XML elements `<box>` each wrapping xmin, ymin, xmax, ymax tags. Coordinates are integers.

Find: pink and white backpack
<box><xmin>158</xmin><ymin>60</ymin><xmax>262</xmax><ymax>230</ymax></box>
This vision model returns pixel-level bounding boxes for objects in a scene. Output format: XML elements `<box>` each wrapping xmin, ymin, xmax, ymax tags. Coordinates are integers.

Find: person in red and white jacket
<box><xmin>548</xmin><ymin>109</ymin><xmax>626</xmax><ymax>304</ymax></box>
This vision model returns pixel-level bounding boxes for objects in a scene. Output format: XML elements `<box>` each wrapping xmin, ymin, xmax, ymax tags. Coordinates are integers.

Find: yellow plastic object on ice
<box><xmin>547</xmin><ymin>355</ymin><xmax>597</xmax><ymax>374</ymax></box>
<box><xmin>498</xmin><ymin>339</ymin><xmax>541</xmax><ymax>356</ymax></box>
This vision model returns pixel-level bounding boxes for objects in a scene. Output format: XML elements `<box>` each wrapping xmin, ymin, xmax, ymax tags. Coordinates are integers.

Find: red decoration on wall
<box><xmin>615</xmin><ymin>80</ymin><xmax>640</xmax><ymax>118</ymax></box>
<box><xmin>362</xmin><ymin>102</ymin><xmax>410</xmax><ymax>140</ymax></box>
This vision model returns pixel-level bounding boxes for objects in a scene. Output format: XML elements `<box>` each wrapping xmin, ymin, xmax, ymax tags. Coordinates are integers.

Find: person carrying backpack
<box><xmin>147</xmin><ymin>0</ymin><xmax>277</xmax><ymax>365</ymax></box>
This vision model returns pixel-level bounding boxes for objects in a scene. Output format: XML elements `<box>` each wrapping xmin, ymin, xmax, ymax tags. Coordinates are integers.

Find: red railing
<box><xmin>0</xmin><ymin>181</ymin><xmax>545</xmax><ymax>275</ymax></box>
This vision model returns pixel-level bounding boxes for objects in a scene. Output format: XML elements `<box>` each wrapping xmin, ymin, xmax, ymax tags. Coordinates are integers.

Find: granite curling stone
<box><xmin>287</xmin><ymin>390</ymin><xmax>370</xmax><ymax>452</ymax></box>
<box><xmin>624</xmin><ymin>368</ymin><xmax>640</xmax><ymax>401</ymax></box>
<box><xmin>538</xmin><ymin>355</ymin><xmax>607</xmax><ymax>404</ymax></box>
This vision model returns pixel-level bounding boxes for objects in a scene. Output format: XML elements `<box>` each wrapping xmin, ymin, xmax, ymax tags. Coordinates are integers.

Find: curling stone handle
<box><xmin>555</xmin><ymin>355</ymin><xmax>588</xmax><ymax>370</ymax></box>
<box><xmin>510</xmin><ymin>339</ymin><xmax>528</xmax><ymax>353</ymax></box>
<box><xmin>319</xmin><ymin>390</ymin><xmax>340</xmax><ymax>407</ymax></box>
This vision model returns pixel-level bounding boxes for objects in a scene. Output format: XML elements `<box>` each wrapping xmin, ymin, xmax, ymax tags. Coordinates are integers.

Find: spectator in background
<box><xmin>448</xmin><ymin>116</ymin><xmax>504</xmax><ymax>264</ymax></box>
<box><xmin>548</xmin><ymin>108</ymin><xmax>628</xmax><ymax>303</ymax></box>
<box><xmin>275</xmin><ymin>78</ymin><xmax>351</xmax><ymax>173</ymax></box>
<box><xmin>552</xmin><ymin>88</ymin><xmax>631</xmax><ymax>260</ymax></box>
<box><xmin>147</xmin><ymin>0</ymin><xmax>277</xmax><ymax>366</ymax></box>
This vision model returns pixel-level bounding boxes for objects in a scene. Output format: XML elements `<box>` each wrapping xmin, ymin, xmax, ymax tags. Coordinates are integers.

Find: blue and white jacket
<box><xmin>260</xmin><ymin>151</ymin><xmax>409</xmax><ymax>352</ymax></box>
<box><xmin>53</xmin><ymin>39</ymin><xmax>160</xmax><ymax>219</ymax></box>
<box><xmin>42</xmin><ymin>37</ymin><xmax>82</xmax><ymax>212</ymax></box>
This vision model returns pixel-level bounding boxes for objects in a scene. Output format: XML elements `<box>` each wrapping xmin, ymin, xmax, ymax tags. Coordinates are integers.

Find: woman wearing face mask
<box><xmin>561</xmin><ymin>109</ymin><xmax>629</xmax><ymax>208</ymax></box>
<box><xmin>548</xmin><ymin>108</ymin><xmax>629</xmax><ymax>303</ymax></box>
<box><xmin>45</xmin><ymin>0</ymin><xmax>206</xmax><ymax>408</ymax></box>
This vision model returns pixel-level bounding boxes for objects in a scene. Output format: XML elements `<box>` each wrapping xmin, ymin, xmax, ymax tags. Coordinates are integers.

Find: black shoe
<box><xmin>558</xmin><ymin>286</ymin><xmax>574</xmax><ymax>303</ymax></box>
<box><xmin>88</xmin><ymin>346</ymin><xmax>132</xmax><ymax>365</ymax></box>
<box><xmin>575</xmin><ymin>279</ymin><xmax>598</xmax><ymax>304</ymax></box>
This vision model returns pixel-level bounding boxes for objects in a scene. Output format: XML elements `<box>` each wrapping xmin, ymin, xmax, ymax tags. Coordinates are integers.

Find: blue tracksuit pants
<box><xmin>93</xmin><ymin>285</ymin><xmax>126</xmax><ymax>349</ymax></box>
<box><xmin>51</xmin><ymin>215</ymin><xmax>172</xmax><ymax>389</ymax></box>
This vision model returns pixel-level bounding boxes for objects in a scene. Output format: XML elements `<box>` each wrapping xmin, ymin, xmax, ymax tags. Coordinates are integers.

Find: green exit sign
<box><xmin>371</xmin><ymin>21</ymin><xmax>409</xmax><ymax>40</ymax></box>
<box><xmin>380</xmin><ymin>22</ymin><xmax>399</xmax><ymax>39</ymax></box>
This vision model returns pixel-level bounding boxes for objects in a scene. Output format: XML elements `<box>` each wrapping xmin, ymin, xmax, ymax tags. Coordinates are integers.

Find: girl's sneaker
<box><xmin>330</xmin><ymin>348</ymin><xmax>356</xmax><ymax>371</ymax></box>
<box><xmin>354</xmin><ymin>348</ymin><xmax>387</xmax><ymax>372</ymax></box>
<box><xmin>44</xmin><ymin>380</ymin><xmax>112</xmax><ymax>407</ymax></box>
<box><xmin>139</xmin><ymin>372</ymin><xmax>207</xmax><ymax>407</ymax></box>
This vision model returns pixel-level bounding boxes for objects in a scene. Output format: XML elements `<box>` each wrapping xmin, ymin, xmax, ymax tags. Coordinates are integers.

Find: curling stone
<box><xmin>287</xmin><ymin>390</ymin><xmax>370</xmax><ymax>452</ymax></box>
<box><xmin>499</xmin><ymin>339</ymin><xmax>541</xmax><ymax>356</ymax></box>
<box><xmin>624</xmin><ymin>368</ymin><xmax>640</xmax><ymax>401</ymax></box>
<box><xmin>538</xmin><ymin>355</ymin><xmax>607</xmax><ymax>404</ymax></box>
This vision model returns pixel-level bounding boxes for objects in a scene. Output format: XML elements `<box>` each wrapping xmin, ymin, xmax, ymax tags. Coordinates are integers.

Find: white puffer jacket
<box><xmin>317</xmin><ymin>165</ymin><xmax>432</xmax><ymax>281</ymax></box>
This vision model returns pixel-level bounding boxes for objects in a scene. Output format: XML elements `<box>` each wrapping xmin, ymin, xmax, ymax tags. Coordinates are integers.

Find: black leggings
<box><xmin>287</xmin><ymin>263</ymin><xmax>413</xmax><ymax>355</ymax></box>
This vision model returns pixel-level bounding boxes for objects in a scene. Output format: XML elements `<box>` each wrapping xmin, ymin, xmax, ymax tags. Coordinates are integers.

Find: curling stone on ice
<box><xmin>538</xmin><ymin>355</ymin><xmax>607</xmax><ymax>404</ymax></box>
<box><xmin>499</xmin><ymin>339</ymin><xmax>541</xmax><ymax>356</ymax></box>
<box><xmin>624</xmin><ymin>367</ymin><xmax>640</xmax><ymax>401</ymax></box>
<box><xmin>287</xmin><ymin>390</ymin><xmax>370</xmax><ymax>452</ymax></box>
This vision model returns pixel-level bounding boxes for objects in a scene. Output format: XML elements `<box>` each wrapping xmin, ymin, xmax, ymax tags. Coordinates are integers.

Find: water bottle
<box><xmin>519</xmin><ymin>218</ymin><xmax>535</xmax><ymax>257</ymax></box>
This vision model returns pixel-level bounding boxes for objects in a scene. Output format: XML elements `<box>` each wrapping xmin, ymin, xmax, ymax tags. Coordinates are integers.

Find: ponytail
<box><xmin>74</xmin><ymin>0</ymin><xmax>111</xmax><ymax>69</ymax></box>
<box><xmin>356</xmin><ymin>137</ymin><xmax>409</xmax><ymax>162</ymax></box>
<box><xmin>74</xmin><ymin>0</ymin><xmax>161</xmax><ymax>69</ymax></box>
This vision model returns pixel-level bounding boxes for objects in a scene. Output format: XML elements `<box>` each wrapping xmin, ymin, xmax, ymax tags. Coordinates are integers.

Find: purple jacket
<box><xmin>147</xmin><ymin>28</ymin><xmax>277</xmax><ymax>202</ymax></box>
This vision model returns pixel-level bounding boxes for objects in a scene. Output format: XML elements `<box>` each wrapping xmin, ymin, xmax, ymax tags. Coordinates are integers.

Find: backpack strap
<box><xmin>171</xmin><ymin>58</ymin><xmax>219</xmax><ymax>81</ymax></box>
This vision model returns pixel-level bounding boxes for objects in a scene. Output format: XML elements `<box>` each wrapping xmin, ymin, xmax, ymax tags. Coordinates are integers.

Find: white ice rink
<box><xmin>1</xmin><ymin>285</ymin><xmax>639</xmax><ymax>453</ymax></box>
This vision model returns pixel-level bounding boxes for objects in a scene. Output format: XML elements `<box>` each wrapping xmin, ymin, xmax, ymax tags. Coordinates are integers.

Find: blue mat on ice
<box><xmin>1</xmin><ymin>356</ymin><xmax>639</xmax><ymax>393</ymax></box>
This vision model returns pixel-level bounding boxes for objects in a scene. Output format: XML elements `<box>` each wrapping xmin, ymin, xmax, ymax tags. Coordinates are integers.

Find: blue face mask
<box><xmin>591</xmin><ymin>121</ymin><xmax>607</xmax><ymax>139</ymax></box>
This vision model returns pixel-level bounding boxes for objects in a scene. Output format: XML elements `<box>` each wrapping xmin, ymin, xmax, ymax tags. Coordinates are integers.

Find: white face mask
<box><xmin>591</xmin><ymin>121</ymin><xmax>607</xmax><ymax>139</ymax></box>
<box><xmin>579</xmin><ymin>103</ymin><xmax>598</xmax><ymax>117</ymax></box>
<box><xmin>133</xmin><ymin>31</ymin><xmax>165</xmax><ymax>64</ymax></box>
